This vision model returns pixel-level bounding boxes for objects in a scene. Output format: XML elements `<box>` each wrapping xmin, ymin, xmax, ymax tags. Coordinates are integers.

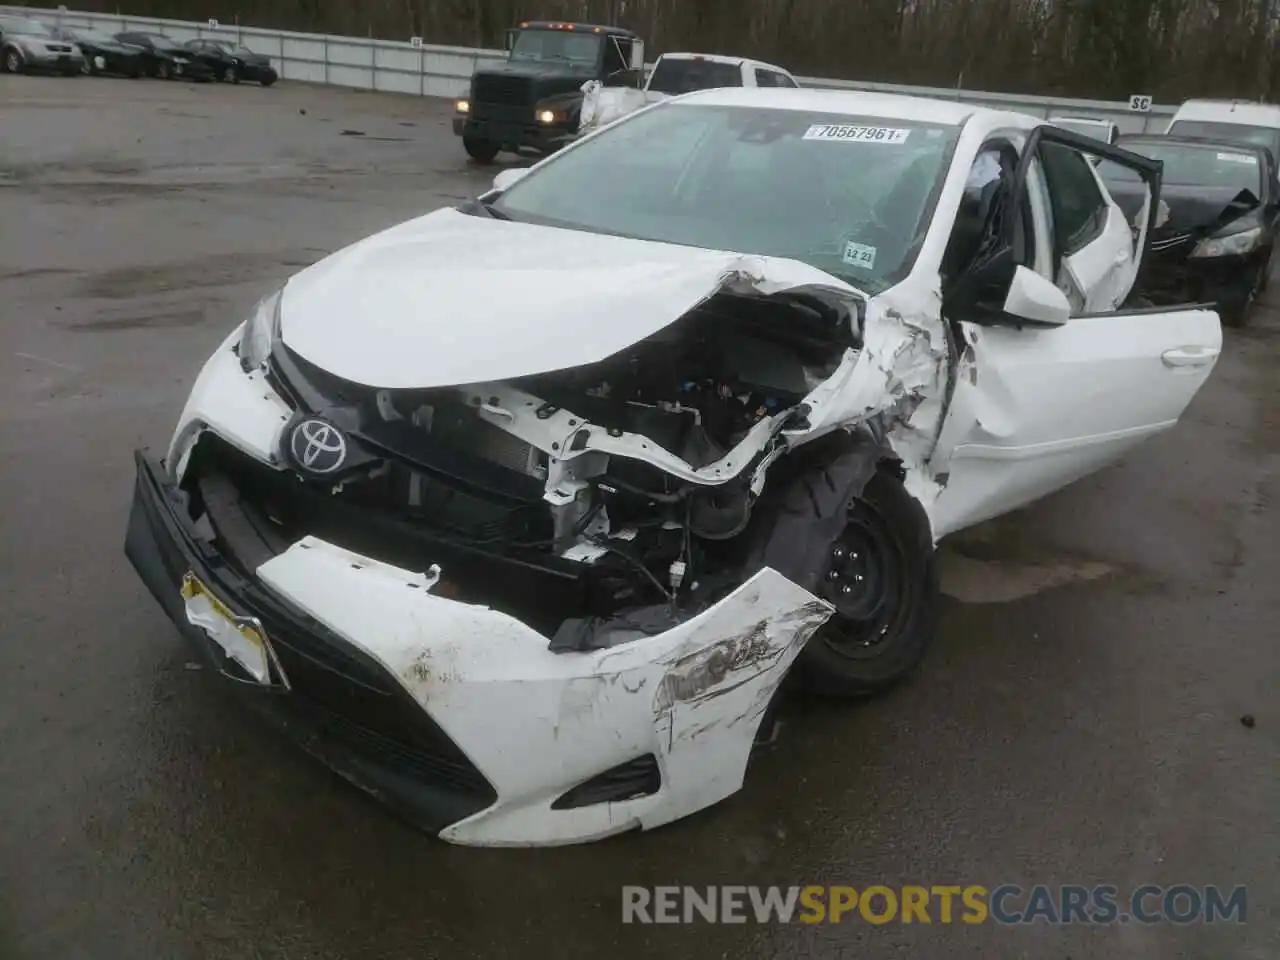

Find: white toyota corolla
<box><xmin>125</xmin><ymin>87</ymin><xmax>1221</xmax><ymax>847</ymax></box>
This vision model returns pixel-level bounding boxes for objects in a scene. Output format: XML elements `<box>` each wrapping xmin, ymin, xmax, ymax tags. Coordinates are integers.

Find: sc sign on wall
<box><xmin>1128</xmin><ymin>95</ymin><xmax>1153</xmax><ymax>112</ymax></box>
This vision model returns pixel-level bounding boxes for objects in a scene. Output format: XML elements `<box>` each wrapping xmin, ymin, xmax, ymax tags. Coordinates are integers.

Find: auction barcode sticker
<box><xmin>803</xmin><ymin>124</ymin><xmax>911</xmax><ymax>144</ymax></box>
<box><xmin>1217</xmin><ymin>151</ymin><xmax>1257</xmax><ymax>164</ymax></box>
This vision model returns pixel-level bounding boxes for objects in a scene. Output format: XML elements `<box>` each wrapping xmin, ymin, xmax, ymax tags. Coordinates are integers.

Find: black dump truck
<box><xmin>452</xmin><ymin>20</ymin><xmax>645</xmax><ymax>163</ymax></box>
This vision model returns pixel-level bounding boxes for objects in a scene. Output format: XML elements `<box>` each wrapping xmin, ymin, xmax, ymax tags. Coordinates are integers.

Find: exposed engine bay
<box><xmin>197</xmin><ymin>288</ymin><xmax>861</xmax><ymax>648</ymax></box>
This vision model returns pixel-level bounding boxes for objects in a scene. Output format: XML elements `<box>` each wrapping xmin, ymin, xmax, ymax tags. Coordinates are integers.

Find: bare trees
<box><xmin>51</xmin><ymin>0</ymin><xmax>1280</xmax><ymax>99</ymax></box>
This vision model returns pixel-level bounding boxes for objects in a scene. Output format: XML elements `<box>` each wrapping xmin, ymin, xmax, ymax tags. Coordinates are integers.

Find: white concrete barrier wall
<box><xmin>0</xmin><ymin>4</ymin><xmax>1175</xmax><ymax>130</ymax></box>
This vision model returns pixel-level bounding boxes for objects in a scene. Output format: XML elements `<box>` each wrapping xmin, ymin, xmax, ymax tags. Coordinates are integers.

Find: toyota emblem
<box><xmin>288</xmin><ymin>418</ymin><xmax>348</xmax><ymax>475</ymax></box>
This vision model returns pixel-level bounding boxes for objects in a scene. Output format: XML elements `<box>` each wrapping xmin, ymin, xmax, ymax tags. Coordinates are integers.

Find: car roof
<box><xmin>1170</xmin><ymin>99</ymin><xmax>1280</xmax><ymax>125</ymax></box>
<box><xmin>658</xmin><ymin>51</ymin><xmax>793</xmax><ymax>74</ymax></box>
<box><xmin>1121</xmin><ymin>134</ymin><xmax>1266</xmax><ymax>150</ymax></box>
<box><xmin>516</xmin><ymin>20</ymin><xmax>638</xmax><ymax>39</ymax></box>
<box><xmin>1053</xmin><ymin>116</ymin><xmax>1114</xmax><ymax>125</ymax></box>
<box><xmin>671</xmin><ymin>86</ymin><xmax>980</xmax><ymax>125</ymax></box>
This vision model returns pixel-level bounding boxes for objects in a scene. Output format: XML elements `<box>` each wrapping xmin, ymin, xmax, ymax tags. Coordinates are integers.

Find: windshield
<box><xmin>213</xmin><ymin>41</ymin><xmax>255</xmax><ymax>56</ymax></box>
<box><xmin>1099</xmin><ymin>142</ymin><xmax>1262</xmax><ymax>191</ymax></box>
<box><xmin>0</xmin><ymin>18</ymin><xmax>51</xmax><ymax>36</ymax></box>
<box><xmin>144</xmin><ymin>33</ymin><xmax>183</xmax><ymax>51</ymax></box>
<box><xmin>1166</xmin><ymin>120</ymin><xmax>1280</xmax><ymax>155</ymax></box>
<box><xmin>74</xmin><ymin>30</ymin><xmax>117</xmax><ymax>44</ymax></box>
<box><xmin>647</xmin><ymin>58</ymin><xmax>743</xmax><ymax>94</ymax></box>
<box><xmin>492</xmin><ymin>103</ymin><xmax>960</xmax><ymax>292</ymax></box>
<box><xmin>509</xmin><ymin>29</ymin><xmax>600</xmax><ymax>66</ymax></box>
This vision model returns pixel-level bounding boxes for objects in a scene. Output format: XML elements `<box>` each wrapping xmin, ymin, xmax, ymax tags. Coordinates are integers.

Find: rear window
<box><xmin>1099</xmin><ymin>142</ymin><xmax>1262</xmax><ymax>191</ymax></box>
<box><xmin>647</xmin><ymin>58</ymin><xmax>742</xmax><ymax>95</ymax></box>
<box><xmin>1167</xmin><ymin>120</ymin><xmax>1280</xmax><ymax>155</ymax></box>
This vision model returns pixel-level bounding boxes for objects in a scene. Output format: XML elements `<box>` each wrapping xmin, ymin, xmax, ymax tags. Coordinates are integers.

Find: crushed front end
<box><xmin>124</xmin><ymin>280</ymin><xmax>894</xmax><ymax>843</ymax></box>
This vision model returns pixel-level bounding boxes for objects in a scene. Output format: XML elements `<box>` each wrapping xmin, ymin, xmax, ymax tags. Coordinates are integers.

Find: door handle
<box><xmin>1161</xmin><ymin>346</ymin><xmax>1219</xmax><ymax>368</ymax></box>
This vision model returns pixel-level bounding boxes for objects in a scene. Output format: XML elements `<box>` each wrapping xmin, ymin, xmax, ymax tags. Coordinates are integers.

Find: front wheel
<box><xmin>1223</xmin><ymin>257</ymin><xmax>1270</xmax><ymax>328</ymax></box>
<box><xmin>753</xmin><ymin>456</ymin><xmax>939</xmax><ymax>698</ymax></box>
<box><xmin>223</xmin><ymin>66</ymin><xmax>239</xmax><ymax>84</ymax></box>
<box><xmin>154</xmin><ymin>60</ymin><xmax>170</xmax><ymax>80</ymax></box>
<box><xmin>463</xmin><ymin>135</ymin><xmax>501</xmax><ymax>164</ymax></box>
<box><xmin>3</xmin><ymin>47</ymin><xmax>24</xmax><ymax>74</ymax></box>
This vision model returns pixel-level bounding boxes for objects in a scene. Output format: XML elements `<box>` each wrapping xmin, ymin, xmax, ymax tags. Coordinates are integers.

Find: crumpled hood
<box><xmin>1110</xmin><ymin>182</ymin><xmax>1260</xmax><ymax>238</ymax></box>
<box><xmin>279</xmin><ymin>207</ymin><xmax>860</xmax><ymax>389</ymax></box>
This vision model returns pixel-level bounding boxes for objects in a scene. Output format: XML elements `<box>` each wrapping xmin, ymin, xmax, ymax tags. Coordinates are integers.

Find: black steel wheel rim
<box><xmin>817</xmin><ymin>499</ymin><xmax>912</xmax><ymax>659</ymax></box>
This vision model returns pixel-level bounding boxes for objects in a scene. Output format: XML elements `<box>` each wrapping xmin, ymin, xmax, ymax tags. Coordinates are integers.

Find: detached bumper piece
<box><xmin>123</xmin><ymin>450</ymin><xmax>498</xmax><ymax>835</ymax></box>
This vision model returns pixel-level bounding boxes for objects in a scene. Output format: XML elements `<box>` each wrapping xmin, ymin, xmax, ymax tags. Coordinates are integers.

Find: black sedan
<box><xmin>183</xmin><ymin>38</ymin><xmax>278</xmax><ymax>86</ymax></box>
<box><xmin>112</xmin><ymin>30</ymin><xmax>214</xmax><ymax>81</ymax></box>
<box><xmin>49</xmin><ymin>26</ymin><xmax>145</xmax><ymax>77</ymax></box>
<box><xmin>1098</xmin><ymin>134</ymin><xmax>1280</xmax><ymax>327</ymax></box>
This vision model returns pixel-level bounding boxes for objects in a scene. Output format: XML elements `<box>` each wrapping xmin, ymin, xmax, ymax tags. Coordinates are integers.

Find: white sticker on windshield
<box><xmin>803</xmin><ymin>124</ymin><xmax>910</xmax><ymax>144</ymax></box>
<box><xmin>842</xmin><ymin>241</ymin><xmax>877</xmax><ymax>269</ymax></box>
<box><xmin>1217</xmin><ymin>151</ymin><xmax>1257</xmax><ymax>164</ymax></box>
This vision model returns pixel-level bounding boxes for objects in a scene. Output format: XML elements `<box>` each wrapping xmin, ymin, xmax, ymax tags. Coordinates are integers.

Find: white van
<box><xmin>1166</xmin><ymin>99</ymin><xmax>1280</xmax><ymax>159</ymax></box>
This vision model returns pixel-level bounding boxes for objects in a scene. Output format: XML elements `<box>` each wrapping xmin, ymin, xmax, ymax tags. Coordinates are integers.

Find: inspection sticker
<box><xmin>803</xmin><ymin>124</ymin><xmax>910</xmax><ymax>144</ymax></box>
<box><xmin>842</xmin><ymin>241</ymin><xmax>877</xmax><ymax>269</ymax></box>
<box><xmin>1217</xmin><ymin>151</ymin><xmax>1257</xmax><ymax>164</ymax></box>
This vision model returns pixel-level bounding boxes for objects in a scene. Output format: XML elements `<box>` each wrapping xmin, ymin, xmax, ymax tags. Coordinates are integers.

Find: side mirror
<box><xmin>491</xmin><ymin>167</ymin><xmax>529</xmax><ymax>192</ymax></box>
<box><xmin>1002</xmin><ymin>265</ymin><xmax>1071</xmax><ymax>326</ymax></box>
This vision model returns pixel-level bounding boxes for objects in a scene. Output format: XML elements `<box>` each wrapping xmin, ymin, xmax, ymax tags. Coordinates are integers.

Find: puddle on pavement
<box><xmin>938</xmin><ymin>521</ymin><xmax>1116</xmax><ymax>603</ymax></box>
<box><xmin>938</xmin><ymin>546</ymin><xmax>1114</xmax><ymax>603</ymax></box>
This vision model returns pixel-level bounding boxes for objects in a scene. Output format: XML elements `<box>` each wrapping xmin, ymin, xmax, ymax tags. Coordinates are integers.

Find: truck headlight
<box><xmin>537</xmin><ymin>109</ymin><xmax>556</xmax><ymax>124</ymax></box>
<box><xmin>1191</xmin><ymin>226</ymin><xmax>1263</xmax><ymax>259</ymax></box>
<box><xmin>237</xmin><ymin>288</ymin><xmax>283</xmax><ymax>373</ymax></box>
<box><xmin>455</xmin><ymin>98</ymin><xmax>470</xmax><ymax>114</ymax></box>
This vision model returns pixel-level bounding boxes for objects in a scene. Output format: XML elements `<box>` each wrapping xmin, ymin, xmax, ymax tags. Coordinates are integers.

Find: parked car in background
<box><xmin>112</xmin><ymin>31</ymin><xmax>213</xmax><ymax>81</ymax></box>
<box><xmin>0</xmin><ymin>16</ymin><xmax>84</xmax><ymax>75</ymax></box>
<box><xmin>1049</xmin><ymin>115</ymin><xmax>1119</xmax><ymax>145</ymax></box>
<box><xmin>182</xmin><ymin>38</ymin><xmax>278</xmax><ymax>86</ymax></box>
<box><xmin>48</xmin><ymin>26</ymin><xmax>145</xmax><ymax>77</ymax></box>
<box><xmin>1098</xmin><ymin>134</ymin><xmax>1280</xmax><ymax>326</ymax></box>
<box><xmin>1165</xmin><ymin>99</ymin><xmax>1280</xmax><ymax>166</ymax></box>
<box><xmin>579</xmin><ymin>51</ymin><xmax>800</xmax><ymax>136</ymax></box>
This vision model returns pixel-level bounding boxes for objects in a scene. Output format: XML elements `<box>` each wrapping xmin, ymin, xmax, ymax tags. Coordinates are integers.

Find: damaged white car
<box><xmin>125</xmin><ymin>87</ymin><xmax>1222</xmax><ymax>847</ymax></box>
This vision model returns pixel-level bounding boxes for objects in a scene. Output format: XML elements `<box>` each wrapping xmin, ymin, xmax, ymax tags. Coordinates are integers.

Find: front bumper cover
<box><xmin>125</xmin><ymin>436</ymin><xmax>834</xmax><ymax>846</ymax></box>
<box><xmin>21</xmin><ymin>48</ymin><xmax>85</xmax><ymax>70</ymax></box>
<box><xmin>1138</xmin><ymin>244</ymin><xmax>1269</xmax><ymax>312</ymax></box>
<box><xmin>452</xmin><ymin>114</ymin><xmax>577</xmax><ymax>152</ymax></box>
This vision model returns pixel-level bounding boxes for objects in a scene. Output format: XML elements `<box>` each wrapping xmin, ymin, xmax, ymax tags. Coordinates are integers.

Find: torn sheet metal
<box><xmin>255</xmin><ymin>535</ymin><xmax>833</xmax><ymax>846</ymax></box>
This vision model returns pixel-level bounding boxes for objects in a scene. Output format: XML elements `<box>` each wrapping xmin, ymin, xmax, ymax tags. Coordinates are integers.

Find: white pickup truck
<box><xmin>579</xmin><ymin>52</ymin><xmax>799</xmax><ymax>135</ymax></box>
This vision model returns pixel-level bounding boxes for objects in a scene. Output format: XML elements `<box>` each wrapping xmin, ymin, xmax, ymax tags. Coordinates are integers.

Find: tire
<box><xmin>223</xmin><ymin>66</ymin><xmax>239</xmax><ymax>84</ymax></box>
<box><xmin>753</xmin><ymin>454</ymin><xmax>939</xmax><ymax>698</ymax></box>
<box><xmin>1258</xmin><ymin>244</ymin><xmax>1274</xmax><ymax>293</ymax></box>
<box><xmin>3</xmin><ymin>47</ymin><xmax>24</xmax><ymax>74</ymax></box>
<box><xmin>1223</xmin><ymin>258</ymin><xmax>1269</xmax><ymax>328</ymax></box>
<box><xmin>81</xmin><ymin>56</ymin><xmax>93</xmax><ymax>75</ymax></box>
<box><xmin>463</xmin><ymin>135</ymin><xmax>501</xmax><ymax>164</ymax></box>
<box><xmin>261</xmin><ymin>75</ymin><xmax>276</xmax><ymax>88</ymax></box>
<box><xmin>154</xmin><ymin>60</ymin><xmax>170</xmax><ymax>80</ymax></box>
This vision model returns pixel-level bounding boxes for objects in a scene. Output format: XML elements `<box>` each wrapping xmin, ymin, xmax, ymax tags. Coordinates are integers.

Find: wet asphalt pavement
<box><xmin>1</xmin><ymin>76</ymin><xmax>1277</xmax><ymax>960</ymax></box>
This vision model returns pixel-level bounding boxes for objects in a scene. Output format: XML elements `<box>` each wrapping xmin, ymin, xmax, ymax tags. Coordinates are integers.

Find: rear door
<box><xmin>927</xmin><ymin>126</ymin><xmax>1222</xmax><ymax>539</ymax></box>
<box><xmin>1034</xmin><ymin>135</ymin><xmax>1146</xmax><ymax>312</ymax></box>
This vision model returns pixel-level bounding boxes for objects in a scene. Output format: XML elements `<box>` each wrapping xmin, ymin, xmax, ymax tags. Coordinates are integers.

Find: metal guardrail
<box><xmin>0</xmin><ymin>4</ymin><xmax>1176</xmax><ymax>132</ymax></box>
